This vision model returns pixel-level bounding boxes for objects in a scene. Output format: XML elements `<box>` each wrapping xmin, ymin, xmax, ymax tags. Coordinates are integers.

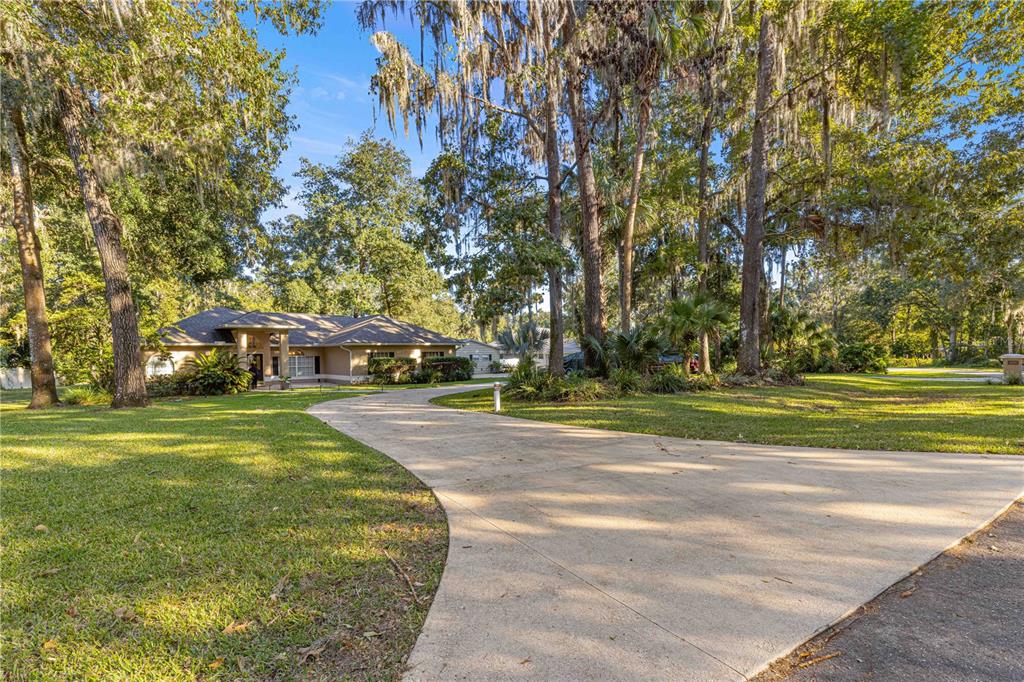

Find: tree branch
<box><xmin>466</xmin><ymin>94</ymin><xmax>542</xmax><ymax>138</ymax></box>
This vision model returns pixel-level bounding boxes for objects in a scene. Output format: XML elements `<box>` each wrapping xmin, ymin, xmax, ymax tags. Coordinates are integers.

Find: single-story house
<box><xmin>456</xmin><ymin>339</ymin><xmax>502</xmax><ymax>373</ymax></box>
<box><xmin>147</xmin><ymin>307</ymin><xmax>459</xmax><ymax>384</ymax></box>
<box><xmin>500</xmin><ymin>338</ymin><xmax>581</xmax><ymax>365</ymax></box>
<box><xmin>497</xmin><ymin>338</ymin><xmax>583</xmax><ymax>370</ymax></box>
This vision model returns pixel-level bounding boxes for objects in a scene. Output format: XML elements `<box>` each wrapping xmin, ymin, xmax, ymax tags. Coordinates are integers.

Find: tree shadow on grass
<box><xmin>1</xmin><ymin>391</ymin><xmax>447</xmax><ymax>680</ymax></box>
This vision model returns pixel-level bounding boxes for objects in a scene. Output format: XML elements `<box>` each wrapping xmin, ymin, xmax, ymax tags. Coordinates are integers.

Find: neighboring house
<box><xmin>148</xmin><ymin>307</ymin><xmax>459</xmax><ymax>384</ymax></box>
<box><xmin>456</xmin><ymin>339</ymin><xmax>502</xmax><ymax>374</ymax></box>
<box><xmin>498</xmin><ymin>338</ymin><xmax>582</xmax><ymax>367</ymax></box>
<box><xmin>533</xmin><ymin>338</ymin><xmax>582</xmax><ymax>366</ymax></box>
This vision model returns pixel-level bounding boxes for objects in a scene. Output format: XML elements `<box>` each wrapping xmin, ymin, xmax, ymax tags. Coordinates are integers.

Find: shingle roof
<box><xmin>216</xmin><ymin>311</ymin><xmax>303</xmax><ymax>330</ymax></box>
<box><xmin>158</xmin><ymin>309</ymin><xmax>454</xmax><ymax>347</ymax></box>
<box><xmin>459</xmin><ymin>339</ymin><xmax>501</xmax><ymax>350</ymax></box>
<box><xmin>323</xmin><ymin>316</ymin><xmax>458</xmax><ymax>346</ymax></box>
<box><xmin>257</xmin><ymin>312</ymin><xmax>358</xmax><ymax>346</ymax></box>
<box><xmin>540</xmin><ymin>338</ymin><xmax>582</xmax><ymax>355</ymax></box>
<box><xmin>158</xmin><ymin>307</ymin><xmax>243</xmax><ymax>345</ymax></box>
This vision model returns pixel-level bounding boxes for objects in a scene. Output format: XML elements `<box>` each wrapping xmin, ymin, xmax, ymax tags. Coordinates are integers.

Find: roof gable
<box><xmin>459</xmin><ymin>339</ymin><xmax>501</xmax><ymax>351</ymax></box>
<box><xmin>323</xmin><ymin>315</ymin><xmax>458</xmax><ymax>346</ymax></box>
<box><xmin>158</xmin><ymin>309</ymin><xmax>453</xmax><ymax>347</ymax></box>
<box><xmin>158</xmin><ymin>307</ymin><xmax>243</xmax><ymax>345</ymax></box>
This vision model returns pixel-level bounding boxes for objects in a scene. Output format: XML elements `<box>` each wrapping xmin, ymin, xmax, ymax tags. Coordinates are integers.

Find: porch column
<box><xmin>260</xmin><ymin>332</ymin><xmax>271</xmax><ymax>382</ymax></box>
<box><xmin>278</xmin><ymin>331</ymin><xmax>290</xmax><ymax>380</ymax></box>
<box><xmin>236</xmin><ymin>331</ymin><xmax>248</xmax><ymax>367</ymax></box>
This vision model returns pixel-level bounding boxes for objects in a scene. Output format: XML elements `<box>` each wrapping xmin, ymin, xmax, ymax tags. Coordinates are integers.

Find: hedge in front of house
<box><xmin>369</xmin><ymin>357</ymin><xmax>418</xmax><ymax>384</ymax></box>
<box><xmin>422</xmin><ymin>356</ymin><xmax>474</xmax><ymax>381</ymax></box>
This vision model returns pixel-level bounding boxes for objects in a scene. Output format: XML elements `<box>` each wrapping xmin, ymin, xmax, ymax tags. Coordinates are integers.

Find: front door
<box><xmin>247</xmin><ymin>354</ymin><xmax>264</xmax><ymax>381</ymax></box>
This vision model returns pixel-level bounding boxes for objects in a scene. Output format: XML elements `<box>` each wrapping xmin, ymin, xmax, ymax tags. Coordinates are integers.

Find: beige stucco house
<box><xmin>147</xmin><ymin>307</ymin><xmax>459</xmax><ymax>384</ymax></box>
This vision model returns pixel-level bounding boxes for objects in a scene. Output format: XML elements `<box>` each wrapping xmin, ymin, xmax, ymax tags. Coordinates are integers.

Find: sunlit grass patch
<box><xmin>1</xmin><ymin>390</ymin><xmax>447</xmax><ymax>680</ymax></box>
<box><xmin>433</xmin><ymin>375</ymin><xmax>1023</xmax><ymax>455</ymax></box>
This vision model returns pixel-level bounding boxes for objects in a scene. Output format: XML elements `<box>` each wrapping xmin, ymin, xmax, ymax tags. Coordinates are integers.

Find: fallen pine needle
<box><xmin>798</xmin><ymin>651</ymin><xmax>842</xmax><ymax>669</ymax></box>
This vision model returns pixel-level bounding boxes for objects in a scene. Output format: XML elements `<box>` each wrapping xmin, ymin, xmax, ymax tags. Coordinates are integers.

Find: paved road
<box><xmin>755</xmin><ymin>500</ymin><xmax>1024</xmax><ymax>681</ymax></box>
<box><xmin>309</xmin><ymin>386</ymin><xmax>1024</xmax><ymax>681</ymax></box>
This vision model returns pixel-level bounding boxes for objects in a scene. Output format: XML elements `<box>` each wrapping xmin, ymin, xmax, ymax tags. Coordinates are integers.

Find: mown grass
<box><xmin>0</xmin><ymin>388</ymin><xmax>447</xmax><ymax>680</ymax></box>
<box><xmin>884</xmin><ymin>367</ymin><xmax>1002</xmax><ymax>378</ymax></box>
<box><xmin>434</xmin><ymin>374</ymin><xmax>1023</xmax><ymax>455</ymax></box>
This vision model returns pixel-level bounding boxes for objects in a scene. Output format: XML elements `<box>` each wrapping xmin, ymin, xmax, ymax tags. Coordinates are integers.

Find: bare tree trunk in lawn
<box><xmin>543</xmin><ymin>77</ymin><xmax>565</xmax><ymax>376</ymax></box>
<box><xmin>566</xmin><ymin>66</ymin><xmax>604</xmax><ymax>369</ymax></box>
<box><xmin>738</xmin><ymin>14</ymin><xmax>775</xmax><ymax>375</ymax></box>
<box><xmin>697</xmin><ymin>104</ymin><xmax>714</xmax><ymax>373</ymax></box>
<box><xmin>58</xmin><ymin>87</ymin><xmax>147</xmax><ymax>407</ymax></box>
<box><xmin>6</xmin><ymin>104</ymin><xmax>59</xmax><ymax>407</ymax></box>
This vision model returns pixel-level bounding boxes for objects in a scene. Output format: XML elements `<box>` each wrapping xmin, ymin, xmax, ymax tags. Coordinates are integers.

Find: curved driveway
<box><xmin>309</xmin><ymin>385</ymin><xmax>1023</xmax><ymax>681</ymax></box>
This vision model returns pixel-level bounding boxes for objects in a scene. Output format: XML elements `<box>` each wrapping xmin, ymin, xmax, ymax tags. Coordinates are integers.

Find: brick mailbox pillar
<box><xmin>999</xmin><ymin>353</ymin><xmax>1024</xmax><ymax>381</ymax></box>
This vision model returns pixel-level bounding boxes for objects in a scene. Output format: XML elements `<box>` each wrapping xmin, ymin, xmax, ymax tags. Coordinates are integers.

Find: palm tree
<box><xmin>610</xmin><ymin>325</ymin><xmax>667</xmax><ymax>374</ymax></box>
<box><xmin>497</xmin><ymin>321</ymin><xmax>550</xmax><ymax>362</ymax></box>
<box><xmin>770</xmin><ymin>305</ymin><xmax>836</xmax><ymax>371</ymax></box>
<box><xmin>661</xmin><ymin>293</ymin><xmax>730</xmax><ymax>374</ymax></box>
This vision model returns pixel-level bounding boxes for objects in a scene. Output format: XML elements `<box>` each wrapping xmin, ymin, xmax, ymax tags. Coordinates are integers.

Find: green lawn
<box><xmin>1</xmin><ymin>388</ymin><xmax>447</xmax><ymax>680</ymax></box>
<box><xmin>434</xmin><ymin>375</ymin><xmax>1024</xmax><ymax>455</ymax></box>
<box><xmin>885</xmin><ymin>367</ymin><xmax>1001</xmax><ymax>378</ymax></box>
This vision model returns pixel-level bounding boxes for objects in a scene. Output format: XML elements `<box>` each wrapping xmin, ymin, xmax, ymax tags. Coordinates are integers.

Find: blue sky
<box><xmin>256</xmin><ymin>3</ymin><xmax>441</xmax><ymax>223</ymax></box>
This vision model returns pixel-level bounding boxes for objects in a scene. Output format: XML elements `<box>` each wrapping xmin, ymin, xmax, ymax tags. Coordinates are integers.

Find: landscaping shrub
<box><xmin>488</xmin><ymin>360</ymin><xmax>505</xmax><ymax>373</ymax></box>
<box><xmin>146</xmin><ymin>374</ymin><xmax>182</xmax><ymax>398</ymax></box>
<box><xmin>411</xmin><ymin>367</ymin><xmax>443</xmax><ymax>384</ymax></box>
<box><xmin>423</xmin><ymin>356</ymin><xmax>474</xmax><ymax>381</ymax></box>
<box><xmin>587</xmin><ymin>325</ymin><xmax>666</xmax><ymax>376</ymax></box>
<box><xmin>683</xmin><ymin>372</ymin><xmax>722</xmax><ymax>391</ymax></box>
<box><xmin>543</xmin><ymin>374</ymin><xmax>608</xmax><ymax>402</ymax></box>
<box><xmin>608</xmin><ymin>367</ymin><xmax>645</xmax><ymax>395</ymax></box>
<box><xmin>504</xmin><ymin>358</ymin><xmax>554</xmax><ymax>400</ymax></box>
<box><xmin>86</xmin><ymin>359</ymin><xmax>116</xmax><ymax>394</ymax></box>
<box><xmin>838</xmin><ymin>342</ymin><xmax>888</xmax><ymax>373</ymax></box>
<box><xmin>63</xmin><ymin>386</ymin><xmax>113</xmax><ymax>406</ymax></box>
<box><xmin>179</xmin><ymin>350</ymin><xmax>252</xmax><ymax>395</ymax></box>
<box><xmin>646</xmin><ymin>364</ymin><xmax>688</xmax><ymax>394</ymax></box>
<box><xmin>722</xmin><ymin>370</ymin><xmax>804</xmax><ymax>387</ymax></box>
<box><xmin>369</xmin><ymin>357</ymin><xmax>417</xmax><ymax>384</ymax></box>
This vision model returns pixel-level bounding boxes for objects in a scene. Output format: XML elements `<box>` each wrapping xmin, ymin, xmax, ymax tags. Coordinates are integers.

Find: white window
<box><xmin>368</xmin><ymin>351</ymin><xmax>395</xmax><ymax>359</ymax></box>
<box><xmin>423</xmin><ymin>351</ymin><xmax>444</xmax><ymax>359</ymax></box>
<box><xmin>288</xmin><ymin>356</ymin><xmax>315</xmax><ymax>377</ymax></box>
<box><xmin>146</xmin><ymin>355</ymin><xmax>174</xmax><ymax>377</ymax></box>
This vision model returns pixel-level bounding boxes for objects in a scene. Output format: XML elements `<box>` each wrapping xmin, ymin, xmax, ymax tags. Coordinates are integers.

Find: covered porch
<box><xmin>218</xmin><ymin>315</ymin><xmax>300</xmax><ymax>388</ymax></box>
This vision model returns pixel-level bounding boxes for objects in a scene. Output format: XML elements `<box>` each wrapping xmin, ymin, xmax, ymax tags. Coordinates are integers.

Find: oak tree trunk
<box><xmin>738</xmin><ymin>14</ymin><xmax>775</xmax><ymax>375</ymax></box>
<box><xmin>6</xmin><ymin>104</ymin><xmax>59</xmax><ymax>407</ymax></box>
<box><xmin>544</xmin><ymin>59</ymin><xmax>565</xmax><ymax>377</ymax></box>
<box><xmin>566</xmin><ymin>67</ymin><xmax>604</xmax><ymax>369</ymax></box>
<box><xmin>58</xmin><ymin>87</ymin><xmax>147</xmax><ymax>407</ymax></box>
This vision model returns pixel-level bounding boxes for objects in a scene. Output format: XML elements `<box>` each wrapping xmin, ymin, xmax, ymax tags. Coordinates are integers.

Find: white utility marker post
<box><xmin>493</xmin><ymin>382</ymin><xmax>502</xmax><ymax>412</ymax></box>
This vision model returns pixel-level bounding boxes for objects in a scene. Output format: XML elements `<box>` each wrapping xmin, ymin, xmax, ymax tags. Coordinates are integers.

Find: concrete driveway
<box><xmin>308</xmin><ymin>386</ymin><xmax>1024</xmax><ymax>681</ymax></box>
